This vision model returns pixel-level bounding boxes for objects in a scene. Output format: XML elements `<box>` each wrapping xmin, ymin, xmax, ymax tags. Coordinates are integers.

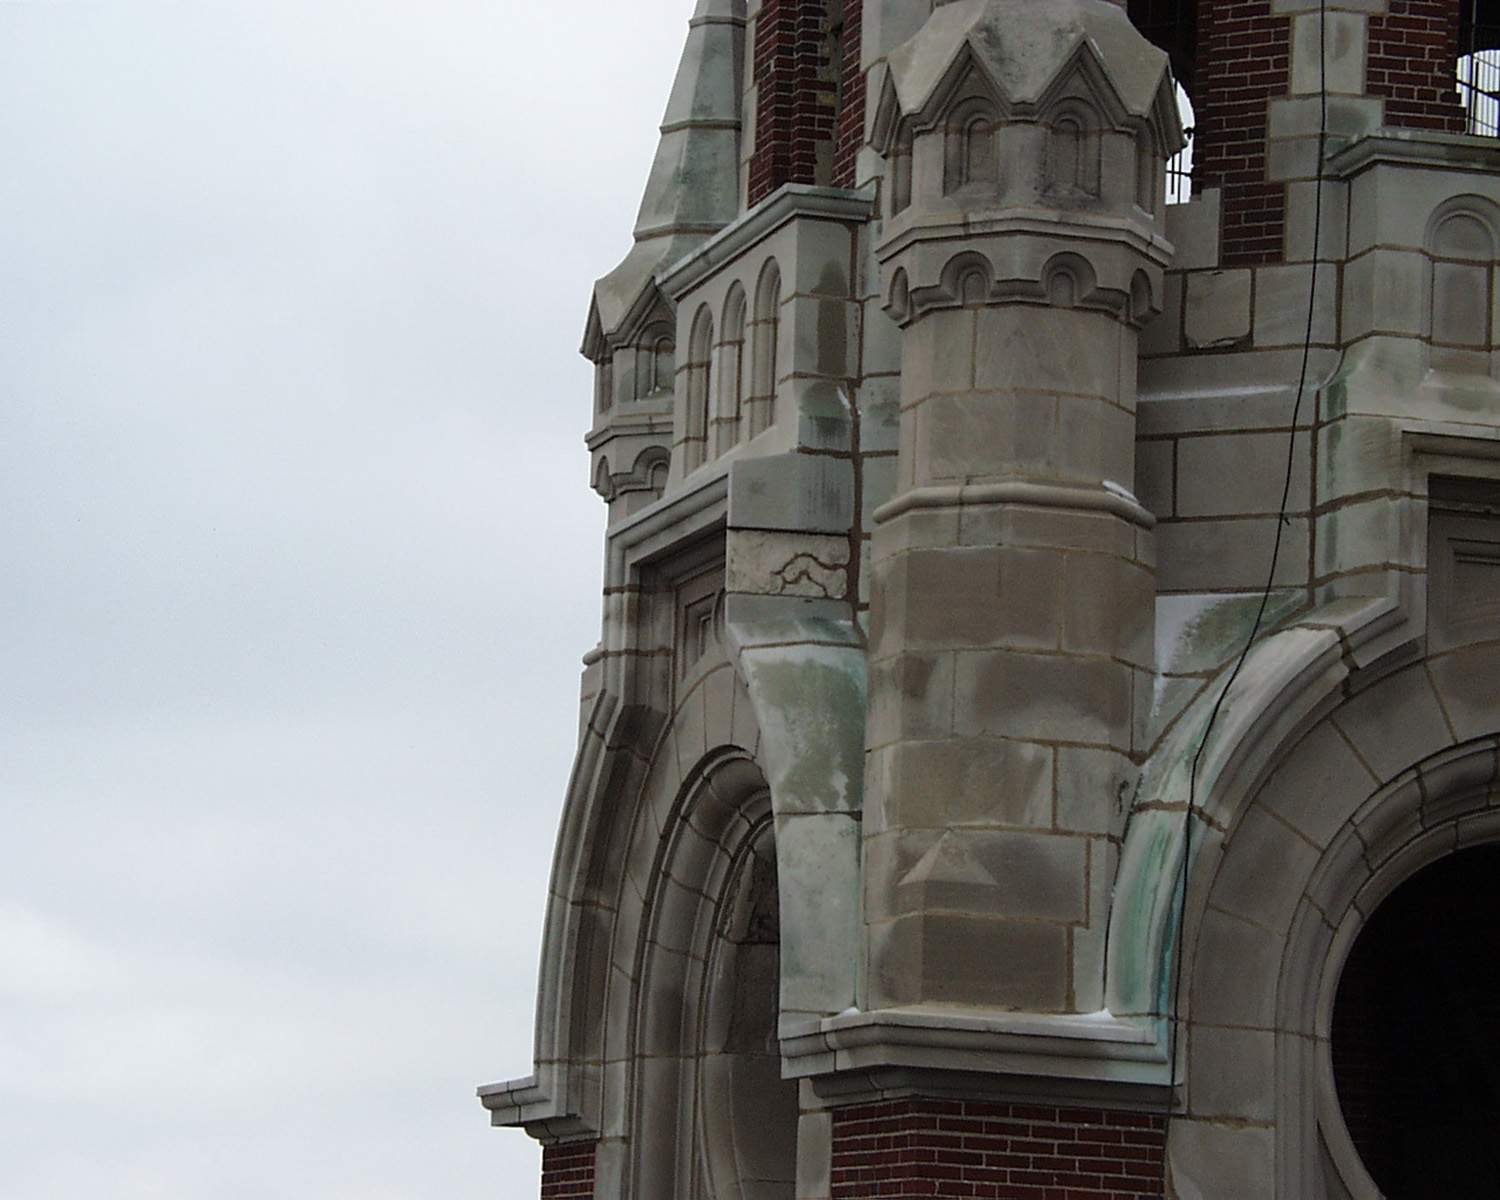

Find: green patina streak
<box><xmin>744</xmin><ymin>647</ymin><xmax>867</xmax><ymax>816</ymax></box>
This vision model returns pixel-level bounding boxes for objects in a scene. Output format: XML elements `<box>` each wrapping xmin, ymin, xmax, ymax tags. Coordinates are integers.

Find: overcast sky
<box><xmin>1</xmin><ymin>2</ymin><xmax>691</xmax><ymax>1194</ymax></box>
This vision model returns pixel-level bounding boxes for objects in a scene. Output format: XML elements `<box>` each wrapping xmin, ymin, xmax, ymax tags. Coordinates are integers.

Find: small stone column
<box><xmin>862</xmin><ymin>0</ymin><xmax>1181</xmax><ymax>1014</ymax></box>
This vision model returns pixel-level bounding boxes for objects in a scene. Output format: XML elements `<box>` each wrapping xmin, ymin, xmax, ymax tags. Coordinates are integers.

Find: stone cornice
<box><xmin>657</xmin><ymin>183</ymin><xmax>876</xmax><ymax>301</ymax></box>
<box><xmin>1330</xmin><ymin>129</ymin><xmax>1500</xmax><ymax>180</ymax></box>
<box><xmin>779</xmin><ymin>1005</ymin><xmax>1170</xmax><ymax>1096</ymax></box>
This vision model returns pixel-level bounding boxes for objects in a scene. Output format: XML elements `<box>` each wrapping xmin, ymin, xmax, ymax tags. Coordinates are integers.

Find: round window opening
<box><xmin>1332</xmin><ymin>843</ymin><xmax>1500</xmax><ymax>1197</ymax></box>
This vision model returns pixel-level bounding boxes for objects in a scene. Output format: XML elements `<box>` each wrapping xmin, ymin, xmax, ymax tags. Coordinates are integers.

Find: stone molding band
<box><xmin>873</xmin><ymin>480</ymin><xmax>1157</xmax><ymax>531</ymax></box>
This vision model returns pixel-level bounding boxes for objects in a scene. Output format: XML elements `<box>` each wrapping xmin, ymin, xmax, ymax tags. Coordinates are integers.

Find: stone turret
<box><xmin>862</xmin><ymin>0</ymin><xmax>1182</xmax><ymax>1014</ymax></box>
<box><xmin>582</xmin><ymin>0</ymin><xmax>745</xmax><ymax>522</ymax></box>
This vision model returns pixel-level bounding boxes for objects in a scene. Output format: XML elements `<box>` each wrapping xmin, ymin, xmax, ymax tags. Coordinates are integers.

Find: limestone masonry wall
<box><xmin>830</xmin><ymin>1099</ymin><xmax>1166</xmax><ymax>1200</ymax></box>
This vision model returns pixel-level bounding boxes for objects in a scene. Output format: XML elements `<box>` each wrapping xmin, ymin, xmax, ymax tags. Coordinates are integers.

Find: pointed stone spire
<box><xmin>585</xmin><ymin>0</ymin><xmax>745</xmax><ymax>356</ymax></box>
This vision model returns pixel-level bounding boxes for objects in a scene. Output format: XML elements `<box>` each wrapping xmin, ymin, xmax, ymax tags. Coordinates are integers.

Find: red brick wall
<box><xmin>749</xmin><ymin>0</ymin><xmax>863</xmax><ymax>204</ymax></box>
<box><xmin>1367</xmin><ymin>0</ymin><xmax>1466</xmax><ymax>132</ymax></box>
<box><xmin>832</xmin><ymin>0</ymin><xmax>865</xmax><ymax>187</ymax></box>
<box><xmin>1192</xmin><ymin>0</ymin><xmax>1290</xmax><ymax>266</ymax></box>
<box><xmin>830</xmin><ymin>1098</ymin><xmax>1166</xmax><ymax>1199</ymax></box>
<box><xmin>540</xmin><ymin>1142</ymin><xmax>595</xmax><ymax>1200</ymax></box>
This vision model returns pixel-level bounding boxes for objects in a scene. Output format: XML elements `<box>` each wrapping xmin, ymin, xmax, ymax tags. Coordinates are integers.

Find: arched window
<box><xmin>748</xmin><ymin>261</ymin><xmax>781</xmax><ymax>440</ymax></box>
<box><xmin>717</xmin><ymin>285</ymin><xmax>747</xmax><ymax>456</ymax></box>
<box><xmin>683</xmin><ymin>306</ymin><xmax>714</xmax><ymax>472</ymax></box>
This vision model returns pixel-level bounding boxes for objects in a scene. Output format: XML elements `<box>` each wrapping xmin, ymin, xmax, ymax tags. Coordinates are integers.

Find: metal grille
<box><xmin>1166</xmin><ymin>83</ymin><xmax>1194</xmax><ymax>206</ymax></box>
<box><xmin>1458</xmin><ymin>49</ymin><xmax>1500</xmax><ymax>136</ymax></box>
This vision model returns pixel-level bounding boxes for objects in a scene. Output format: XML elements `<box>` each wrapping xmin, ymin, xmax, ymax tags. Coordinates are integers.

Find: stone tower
<box><xmin>480</xmin><ymin>2</ymin><xmax>1500</xmax><ymax>1197</ymax></box>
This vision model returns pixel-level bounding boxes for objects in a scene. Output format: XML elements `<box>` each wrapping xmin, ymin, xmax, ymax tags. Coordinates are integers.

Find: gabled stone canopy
<box><xmin>872</xmin><ymin>0</ymin><xmax>1183</xmax><ymax>150</ymax></box>
<box><xmin>582</xmin><ymin>0</ymin><xmax>744</xmax><ymax>361</ymax></box>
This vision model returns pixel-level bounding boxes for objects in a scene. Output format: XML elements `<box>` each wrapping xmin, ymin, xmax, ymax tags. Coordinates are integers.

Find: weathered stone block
<box><xmin>954</xmin><ymin>648</ymin><xmax>1132</xmax><ymax>749</ymax></box>
<box><xmin>1184</xmin><ymin>270</ymin><xmax>1252</xmax><ymax>349</ymax></box>
<box><xmin>868</xmin><ymin>911</ymin><xmax>1070</xmax><ymax>1010</ymax></box>
<box><xmin>875</xmin><ymin>736</ymin><xmax>1054</xmax><ymax>829</ymax></box>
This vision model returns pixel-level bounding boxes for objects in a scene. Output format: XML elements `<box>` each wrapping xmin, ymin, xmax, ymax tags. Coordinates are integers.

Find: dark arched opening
<box><xmin>1332</xmin><ymin>843</ymin><xmax>1500</xmax><ymax>1197</ymax></box>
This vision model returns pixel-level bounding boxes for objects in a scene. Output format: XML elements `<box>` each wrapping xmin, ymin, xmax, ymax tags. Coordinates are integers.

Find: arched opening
<box><xmin>1332</xmin><ymin>843</ymin><xmax>1500</xmax><ymax>1197</ymax></box>
<box><xmin>697</xmin><ymin>819</ymin><xmax>798</xmax><ymax>1199</ymax></box>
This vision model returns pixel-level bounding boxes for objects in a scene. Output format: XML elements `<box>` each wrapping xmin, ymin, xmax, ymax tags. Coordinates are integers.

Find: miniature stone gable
<box><xmin>873</xmin><ymin>0</ymin><xmax>1181</xmax><ymax>219</ymax></box>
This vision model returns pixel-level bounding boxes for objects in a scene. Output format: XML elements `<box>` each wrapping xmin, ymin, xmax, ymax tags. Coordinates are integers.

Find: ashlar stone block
<box><xmin>954</xmin><ymin>648</ymin><xmax>1133</xmax><ymax>750</ymax></box>
<box><xmin>868</xmin><ymin>910</ymin><xmax>1070</xmax><ymax>1011</ymax></box>
<box><xmin>1184</xmin><ymin>270</ymin><xmax>1252</xmax><ymax>350</ymax></box>
<box><xmin>874</xmin><ymin>735</ymin><xmax>1054</xmax><ymax>830</ymax></box>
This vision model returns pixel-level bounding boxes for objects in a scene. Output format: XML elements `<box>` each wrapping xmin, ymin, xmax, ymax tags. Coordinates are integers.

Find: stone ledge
<box><xmin>779</xmin><ymin>1004</ymin><xmax>1169</xmax><ymax>1089</ymax></box>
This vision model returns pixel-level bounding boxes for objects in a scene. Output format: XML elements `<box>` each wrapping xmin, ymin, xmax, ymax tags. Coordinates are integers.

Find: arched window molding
<box><xmin>716</xmin><ymin>285</ymin><xmax>747</xmax><ymax>456</ymax></box>
<box><xmin>594</xmin><ymin>358</ymin><xmax>614</xmax><ymax>414</ymax></box>
<box><xmin>889</xmin><ymin>121</ymin><xmax>914</xmax><ymax>216</ymax></box>
<box><xmin>1046</xmin><ymin>103</ymin><xmax>1101</xmax><ymax>198</ymax></box>
<box><xmin>944</xmin><ymin>96</ymin><xmax>1000</xmax><ymax>196</ymax></box>
<box><xmin>748</xmin><ymin>260</ymin><xmax>781</xmax><ymax>440</ymax></box>
<box><xmin>1425</xmin><ymin>198</ymin><xmax>1499</xmax><ymax>375</ymax></box>
<box><xmin>635</xmin><ymin>322</ymin><xmax>676</xmax><ymax>400</ymax></box>
<box><xmin>683</xmin><ymin>306</ymin><xmax>714</xmax><ymax>472</ymax></box>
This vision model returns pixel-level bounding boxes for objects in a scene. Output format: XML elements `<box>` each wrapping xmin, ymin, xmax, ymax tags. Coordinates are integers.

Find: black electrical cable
<box><xmin>1157</xmin><ymin>0</ymin><xmax>1328</xmax><ymax>1188</ymax></box>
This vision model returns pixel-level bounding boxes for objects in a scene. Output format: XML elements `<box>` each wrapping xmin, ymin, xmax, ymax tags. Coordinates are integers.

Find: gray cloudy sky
<box><xmin>1</xmin><ymin>2</ymin><xmax>688</xmax><ymax>1193</ymax></box>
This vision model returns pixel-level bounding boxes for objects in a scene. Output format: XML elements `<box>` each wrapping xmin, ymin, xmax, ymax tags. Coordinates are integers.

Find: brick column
<box><xmin>749</xmin><ymin>0</ymin><xmax>864</xmax><ymax>203</ymax></box>
<box><xmin>1368</xmin><ymin>0</ymin><xmax>1465</xmax><ymax>132</ymax></box>
<box><xmin>540</xmin><ymin>1142</ymin><xmax>595</xmax><ymax>1200</ymax></box>
<box><xmin>830</xmin><ymin>1099</ymin><xmax>1166</xmax><ymax>1199</ymax></box>
<box><xmin>1192</xmin><ymin>0</ymin><xmax>1291</xmax><ymax>266</ymax></box>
